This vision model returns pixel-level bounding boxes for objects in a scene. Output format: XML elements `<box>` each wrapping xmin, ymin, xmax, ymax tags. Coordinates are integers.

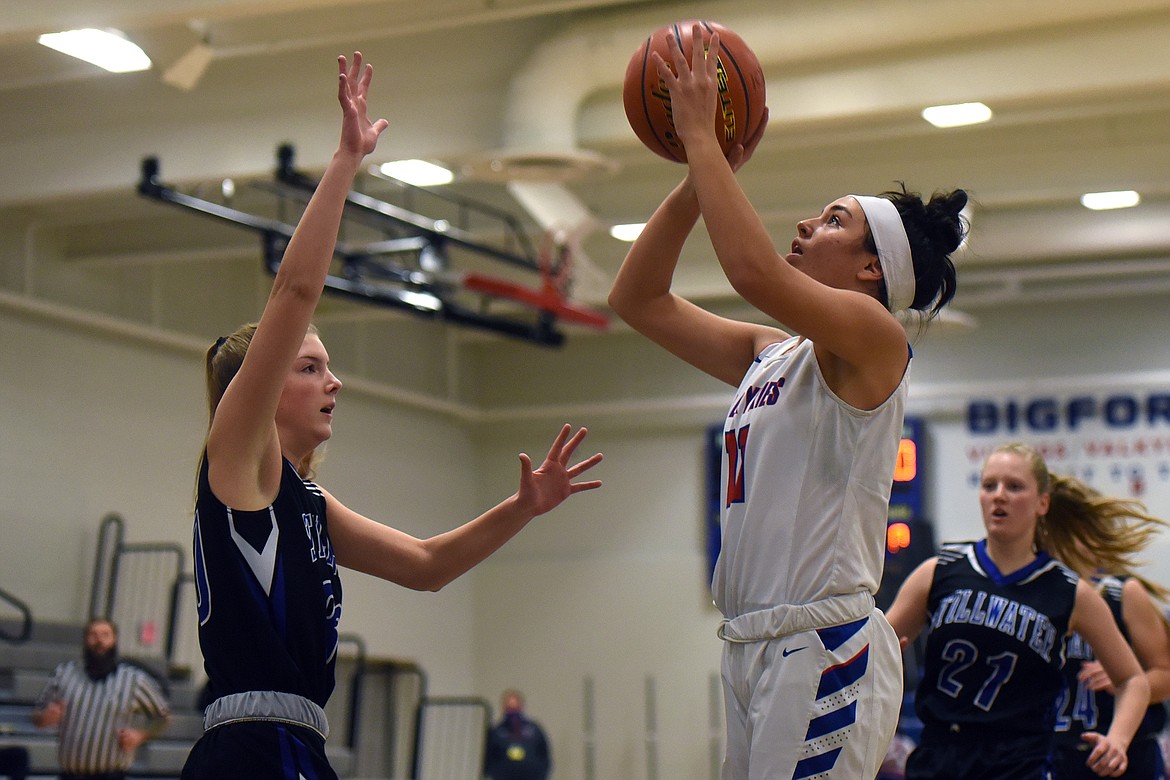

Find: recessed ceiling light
<box><xmin>921</xmin><ymin>102</ymin><xmax>992</xmax><ymax>128</ymax></box>
<box><xmin>1080</xmin><ymin>190</ymin><xmax>1141</xmax><ymax>210</ymax></box>
<box><xmin>37</xmin><ymin>28</ymin><xmax>151</xmax><ymax>73</ymax></box>
<box><xmin>376</xmin><ymin>159</ymin><xmax>453</xmax><ymax>187</ymax></box>
<box><xmin>609</xmin><ymin>223</ymin><xmax>645</xmax><ymax>242</ymax></box>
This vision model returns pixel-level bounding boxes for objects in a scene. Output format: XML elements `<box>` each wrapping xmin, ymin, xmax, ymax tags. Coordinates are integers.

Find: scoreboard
<box><xmin>878</xmin><ymin>416</ymin><xmax>935</xmax><ymax>610</ymax></box>
<box><xmin>889</xmin><ymin>416</ymin><xmax>925</xmax><ymax>524</ymax></box>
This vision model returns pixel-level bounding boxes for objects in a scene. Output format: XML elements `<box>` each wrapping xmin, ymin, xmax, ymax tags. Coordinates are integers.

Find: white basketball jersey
<box><xmin>712</xmin><ymin>336</ymin><xmax>909</xmax><ymax>616</ymax></box>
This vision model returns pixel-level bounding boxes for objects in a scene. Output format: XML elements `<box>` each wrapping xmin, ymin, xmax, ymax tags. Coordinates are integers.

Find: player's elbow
<box><xmin>722</xmin><ymin>258</ymin><xmax>773</xmax><ymax>300</ymax></box>
<box><xmin>269</xmin><ymin>274</ymin><xmax>321</xmax><ymax>305</ymax></box>
<box><xmin>399</xmin><ymin>558</ymin><xmax>457</xmax><ymax>592</ymax></box>
<box><xmin>1116</xmin><ymin>671</ymin><xmax>1151</xmax><ymax>705</ymax></box>
<box><xmin>607</xmin><ymin>286</ymin><xmax>638</xmax><ymax>322</ymax></box>
<box><xmin>405</xmin><ymin>575</ymin><xmax>452</xmax><ymax>593</ymax></box>
<box><xmin>421</xmin><ymin>567</ymin><xmax>462</xmax><ymax>592</ymax></box>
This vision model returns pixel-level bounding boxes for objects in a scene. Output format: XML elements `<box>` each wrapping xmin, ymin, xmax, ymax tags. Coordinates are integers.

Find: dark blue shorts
<box><xmin>181</xmin><ymin>720</ymin><xmax>337</xmax><ymax>780</ymax></box>
<box><xmin>905</xmin><ymin>730</ymin><xmax>1054</xmax><ymax>779</ymax></box>
<box><xmin>1050</xmin><ymin>734</ymin><xmax>1163</xmax><ymax>779</ymax></box>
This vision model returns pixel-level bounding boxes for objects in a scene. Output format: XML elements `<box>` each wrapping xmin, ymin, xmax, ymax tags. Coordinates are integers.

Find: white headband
<box><xmin>851</xmin><ymin>195</ymin><xmax>914</xmax><ymax>313</ymax></box>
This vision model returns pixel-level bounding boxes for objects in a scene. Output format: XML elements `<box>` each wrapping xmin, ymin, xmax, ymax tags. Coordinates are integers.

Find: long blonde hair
<box><xmin>991</xmin><ymin>442</ymin><xmax>1169</xmax><ymax>600</ymax></box>
<box><xmin>203</xmin><ymin>322</ymin><xmax>323</xmax><ymax>479</ymax></box>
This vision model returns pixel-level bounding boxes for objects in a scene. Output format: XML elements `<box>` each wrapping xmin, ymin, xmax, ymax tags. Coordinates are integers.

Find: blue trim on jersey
<box><xmin>193</xmin><ymin>512</ymin><xmax>212</xmax><ymax>626</ymax></box>
<box><xmin>793</xmin><ymin>746</ymin><xmax>843</xmax><ymax>779</ymax></box>
<box><xmin>816</xmin><ymin>645</ymin><xmax>869</xmax><ymax>699</ymax></box>
<box><xmin>817</xmin><ymin>616</ymin><xmax>867</xmax><ymax>652</ymax></box>
<box><xmin>277</xmin><ymin>723</ymin><xmax>323</xmax><ymax>780</ymax></box>
<box><xmin>974</xmin><ymin>539</ymin><xmax>1054</xmax><ymax>586</ymax></box>
<box><xmin>805</xmin><ymin>700</ymin><xmax>858</xmax><ymax>740</ymax></box>
<box><xmin>294</xmin><ymin>728</ymin><xmax>318</xmax><ymax>780</ymax></box>
<box><xmin>272</xmin><ymin>557</ymin><xmax>288</xmax><ymax>640</ymax></box>
<box><xmin>277</xmin><ymin>725</ymin><xmax>297</xmax><ymax>779</ymax></box>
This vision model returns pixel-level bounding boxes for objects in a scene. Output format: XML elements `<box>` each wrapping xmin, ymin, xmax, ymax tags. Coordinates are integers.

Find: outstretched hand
<box><xmin>516</xmin><ymin>424</ymin><xmax>603</xmax><ymax>517</ymax></box>
<box><xmin>337</xmin><ymin>52</ymin><xmax>389</xmax><ymax>157</ymax></box>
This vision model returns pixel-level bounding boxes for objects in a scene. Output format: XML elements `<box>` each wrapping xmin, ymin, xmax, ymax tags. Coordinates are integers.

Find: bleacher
<box><xmin>0</xmin><ymin>619</ymin><xmax>494</xmax><ymax>779</ymax></box>
<box><xmin>0</xmin><ymin>513</ymin><xmax>491</xmax><ymax>779</ymax></box>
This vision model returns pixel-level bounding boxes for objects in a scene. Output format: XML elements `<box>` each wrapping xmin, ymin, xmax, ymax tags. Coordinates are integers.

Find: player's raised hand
<box><xmin>337</xmin><ymin>51</ymin><xmax>389</xmax><ymax>157</ymax></box>
<box><xmin>650</xmin><ymin>24</ymin><xmax>721</xmax><ymax>150</ymax></box>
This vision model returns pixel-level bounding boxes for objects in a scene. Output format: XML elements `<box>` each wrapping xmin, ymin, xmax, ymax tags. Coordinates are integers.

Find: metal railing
<box><xmin>413</xmin><ymin>695</ymin><xmax>490</xmax><ymax>780</ymax></box>
<box><xmin>86</xmin><ymin>513</ymin><xmax>443</xmax><ymax>779</ymax></box>
<box><xmin>88</xmin><ymin>513</ymin><xmax>186</xmax><ymax>668</ymax></box>
<box><xmin>0</xmin><ymin>586</ymin><xmax>32</xmax><ymax>643</ymax></box>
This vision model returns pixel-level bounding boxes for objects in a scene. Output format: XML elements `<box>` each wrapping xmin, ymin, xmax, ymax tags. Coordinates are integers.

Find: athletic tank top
<box><xmin>712</xmin><ymin>336</ymin><xmax>909</xmax><ymax>616</ymax></box>
<box><xmin>1054</xmin><ymin>575</ymin><xmax>1167</xmax><ymax>746</ymax></box>
<box><xmin>915</xmin><ymin>540</ymin><xmax>1078</xmax><ymax>736</ymax></box>
<box><xmin>193</xmin><ymin>454</ymin><xmax>342</xmax><ymax>707</ymax></box>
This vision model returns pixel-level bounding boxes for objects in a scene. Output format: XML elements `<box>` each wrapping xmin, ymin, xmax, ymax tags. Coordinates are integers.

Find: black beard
<box><xmin>83</xmin><ymin>646</ymin><xmax>118</xmax><ymax>680</ymax></box>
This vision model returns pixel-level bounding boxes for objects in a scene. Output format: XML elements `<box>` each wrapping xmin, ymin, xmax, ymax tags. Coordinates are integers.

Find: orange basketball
<box><xmin>623</xmin><ymin>20</ymin><xmax>766</xmax><ymax>163</ymax></box>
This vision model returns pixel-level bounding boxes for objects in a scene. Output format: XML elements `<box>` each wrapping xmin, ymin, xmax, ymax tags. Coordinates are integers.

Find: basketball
<box><xmin>623</xmin><ymin>20</ymin><xmax>766</xmax><ymax>163</ymax></box>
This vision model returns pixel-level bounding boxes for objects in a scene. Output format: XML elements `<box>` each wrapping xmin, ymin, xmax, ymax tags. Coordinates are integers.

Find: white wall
<box><xmin>472</xmin><ymin>427</ymin><xmax>723</xmax><ymax>780</ymax></box>
<box><xmin>0</xmin><ymin>303</ymin><xmax>485</xmax><ymax>695</ymax></box>
<box><xmin>0</xmin><ymin>311</ymin><xmax>206</xmax><ymax>620</ymax></box>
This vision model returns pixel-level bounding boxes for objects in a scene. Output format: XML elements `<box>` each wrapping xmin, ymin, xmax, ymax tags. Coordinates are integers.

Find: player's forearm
<box><xmin>609</xmin><ymin>177</ymin><xmax>700</xmax><ymax>316</ymax></box>
<box><xmin>416</xmin><ymin>495</ymin><xmax>533</xmax><ymax>591</ymax></box>
<box><xmin>684</xmin><ymin>136</ymin><xmax>776</xmax><ymax>295</ymax></box>
<box><xmin>271</xmin><ymin>149</ymin><xmax>363</xmax><ymax>294</ymax></box>
<box><xmin>1106</xmin><ymin>675</ymin><xmax>1152</xmax><ymax>748</ymax></box>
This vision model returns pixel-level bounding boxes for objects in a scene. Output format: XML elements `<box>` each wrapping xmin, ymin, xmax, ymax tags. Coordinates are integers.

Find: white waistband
<box><xmin>204</xmin><ymin>690</ymin><xmax>329</xmax><ymax>740</ymax></box>
<box><xmin>717</xmin><ymin>591</ymin><xmax>876</xmax><ymax>643</ymax></box>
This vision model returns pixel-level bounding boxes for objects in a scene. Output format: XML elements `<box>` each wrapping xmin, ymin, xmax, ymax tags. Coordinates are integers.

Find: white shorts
<box><xmin>719</xmin><ymin>598</ymin><xmax>902</xmax><ymax>780</ymax></box>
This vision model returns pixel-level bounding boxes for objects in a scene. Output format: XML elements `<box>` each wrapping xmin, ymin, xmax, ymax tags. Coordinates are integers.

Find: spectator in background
<box><xmin>32</xmin><ymin>618</ymin><xmax>170</xmax><ymax>780</ymax></box>
<box><xmin>485</xmin><ymin>690</ymin><xmax>551</xmax><ymax>780</ymax></box>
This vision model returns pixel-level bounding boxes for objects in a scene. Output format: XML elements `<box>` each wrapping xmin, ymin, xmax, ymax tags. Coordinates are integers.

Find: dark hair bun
<box><xmin>879</xmin><ymin>183</ymin><xmax>966</xmax><ymax>316</ymax></box>
<box><xmin>924</xmin><ymin>189</ymin><xmax>968</xmax><ymax>255</ymax></box>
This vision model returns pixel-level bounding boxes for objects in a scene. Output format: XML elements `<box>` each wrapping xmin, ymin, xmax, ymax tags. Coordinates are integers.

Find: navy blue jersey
<box><xmin>915</xmin><ymin>540</ymin><xmax>1078</xmax><ymax>736</ymax></box>
<box><xmin>193</xmin><ymin>454</ymin><xmax>342</xmax><ymax>707</ymax></box>
<box><xmin>1054</xmin><ymin>576</ymin><xmax>1167</xmax><ymax>749</ymax></box>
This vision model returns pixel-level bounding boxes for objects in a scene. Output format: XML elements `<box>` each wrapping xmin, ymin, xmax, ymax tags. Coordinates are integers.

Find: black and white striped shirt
<box><xmin>37</xmin><ymin>661</ymin><xmax>170</xmax><ymax>773</ymax></box>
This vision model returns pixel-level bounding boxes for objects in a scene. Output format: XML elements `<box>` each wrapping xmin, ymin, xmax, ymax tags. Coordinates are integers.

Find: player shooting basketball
<box><xmin>609</xmin><ymin>23</ymin><xmax>966</xmax><ymax>780</ymax></box>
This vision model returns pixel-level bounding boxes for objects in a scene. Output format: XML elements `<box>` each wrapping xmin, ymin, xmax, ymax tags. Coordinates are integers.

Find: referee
<box><xmin>32</xmin><ymin>618</ymin><xmax>171</xmax><ymax>780</ymax></box>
